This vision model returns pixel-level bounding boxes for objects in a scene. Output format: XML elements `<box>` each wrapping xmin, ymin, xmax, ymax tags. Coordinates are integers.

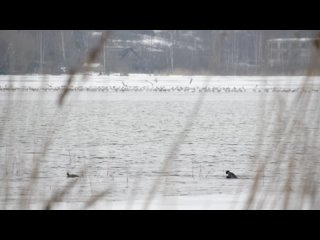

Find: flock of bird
<box><xmin>0</xmin><ymin>82</ymin><xmax>316</xmax><ymax>93</ymax></box>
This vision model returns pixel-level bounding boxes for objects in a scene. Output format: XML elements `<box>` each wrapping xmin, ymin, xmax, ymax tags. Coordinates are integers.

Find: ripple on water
<box><xmin>1</xmin><ymin>91</ymin><xmax>308</xmax><ymax>206</ymax></box>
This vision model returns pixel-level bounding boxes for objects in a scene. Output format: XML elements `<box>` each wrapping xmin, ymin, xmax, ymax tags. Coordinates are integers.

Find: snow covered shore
<box><xmin>0</xmin><ymin>74</ymin><xmax>319</xmax><ymax>92</ymax></box>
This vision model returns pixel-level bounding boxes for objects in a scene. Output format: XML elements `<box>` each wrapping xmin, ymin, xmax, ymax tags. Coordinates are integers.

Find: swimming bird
<box><xmin>67</xmin><ymin>172</ymin><xmax>79</xmax><ymax>178</ymax></box>
<box><xmin>226</xmin><ymin>170</ymin><xmax>238</xmax><ymax>179</ymax></box>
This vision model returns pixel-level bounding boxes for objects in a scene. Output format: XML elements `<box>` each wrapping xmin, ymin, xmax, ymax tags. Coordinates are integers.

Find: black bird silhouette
<box><xmin>67</xmin><ymin>172</ymin><xmax>79</xmax><ymax>178</ymax></box>
<box><xmin>226</xmin><ymin>170</ymin><xmax>238</xmax><ymax>179</ymax></box>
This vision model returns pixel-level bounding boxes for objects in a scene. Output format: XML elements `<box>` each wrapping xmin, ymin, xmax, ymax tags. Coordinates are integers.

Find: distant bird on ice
<box><xmin>121</xmin><ymin>81</ymin><xmax>128</xmax><ymax>87</ymax></box>
<box><xmin>67</xmin><ymin>172</ymin><xmax>79</xmax><ymax>178</ymax></box>
<box><xmin>189</xmin><ymin>78</ymin><xmax>193</xmax><ymax>84</ymax></box>
<box><xmin>145</xmin><ymin>80</ymin><xmax>154</xmax><ymax>87</ymax></box>
<box><xmin>226</xmin><ymin>170</ymin><xmax>238</xmax><ymax>179</ymax></box>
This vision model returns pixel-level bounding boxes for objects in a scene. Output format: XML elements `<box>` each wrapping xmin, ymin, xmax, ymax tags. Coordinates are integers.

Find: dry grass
<box><xmin>1</xmin><ymin>30</ymin><xmax>320</xmax><ymax>210</ymax></box>
<box><xmin>0</xmin><ymin>31</ymin><xmax>112</xmax><ymax>210</ymax></box>
<box><xmin>244</xmin><ymin>35</ymin><xmax>320</xmax><ymax>210</ymax></box>
<box><xmin>142</xmin><ymin>78</ymin><xmax>211</xmax><ymax>209</ymax></box>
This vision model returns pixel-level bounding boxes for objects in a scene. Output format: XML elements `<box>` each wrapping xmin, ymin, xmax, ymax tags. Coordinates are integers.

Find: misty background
<box><xmin>0</xmin><ymin>30</ymin><xmax>319</xmax><ymax>76</ymax></box>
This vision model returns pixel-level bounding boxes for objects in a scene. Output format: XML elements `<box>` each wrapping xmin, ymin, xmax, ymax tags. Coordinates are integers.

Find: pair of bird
<box><xmin>67</xmin><ymin>171</ymin><xmax>238</xmax><ymax>179</ymax></box>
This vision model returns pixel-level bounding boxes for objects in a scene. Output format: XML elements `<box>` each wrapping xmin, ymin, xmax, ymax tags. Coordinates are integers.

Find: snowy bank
<box><xmin>1</xmin><ymin>74</ymin><xmax>320</xmax><ymax>92</ymax></box>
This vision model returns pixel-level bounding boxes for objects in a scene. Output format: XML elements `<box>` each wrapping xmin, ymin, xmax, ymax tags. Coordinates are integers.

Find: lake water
<box><xmin>1</xmin><ymin>76</ymin><xmax>320</xmax><ymax>209</ymax></box>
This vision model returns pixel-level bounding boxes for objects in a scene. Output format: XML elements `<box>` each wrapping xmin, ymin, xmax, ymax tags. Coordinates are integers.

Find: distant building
<box><xmin>267</xmin><ymin>38</ymin><xmax>318</xmax><ymax>74</ymax></box>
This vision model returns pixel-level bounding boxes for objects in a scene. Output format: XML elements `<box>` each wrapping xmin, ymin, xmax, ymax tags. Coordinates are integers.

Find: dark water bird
<box><xmin>226</xmin><ymin>170</ymin><xmax>238</xmax><ymax>179</ymax></box>
<box><xmin>67</xmin><ymin>172</ymin><xmax>79</xmax><ymax>178</ymax></box>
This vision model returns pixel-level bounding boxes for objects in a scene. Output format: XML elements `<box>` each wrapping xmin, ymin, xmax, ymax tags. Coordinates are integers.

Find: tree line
<box><xmin>0</xmin><ymin>30</ymin><xmax>318</xmax><ymax>75</ymax></box>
